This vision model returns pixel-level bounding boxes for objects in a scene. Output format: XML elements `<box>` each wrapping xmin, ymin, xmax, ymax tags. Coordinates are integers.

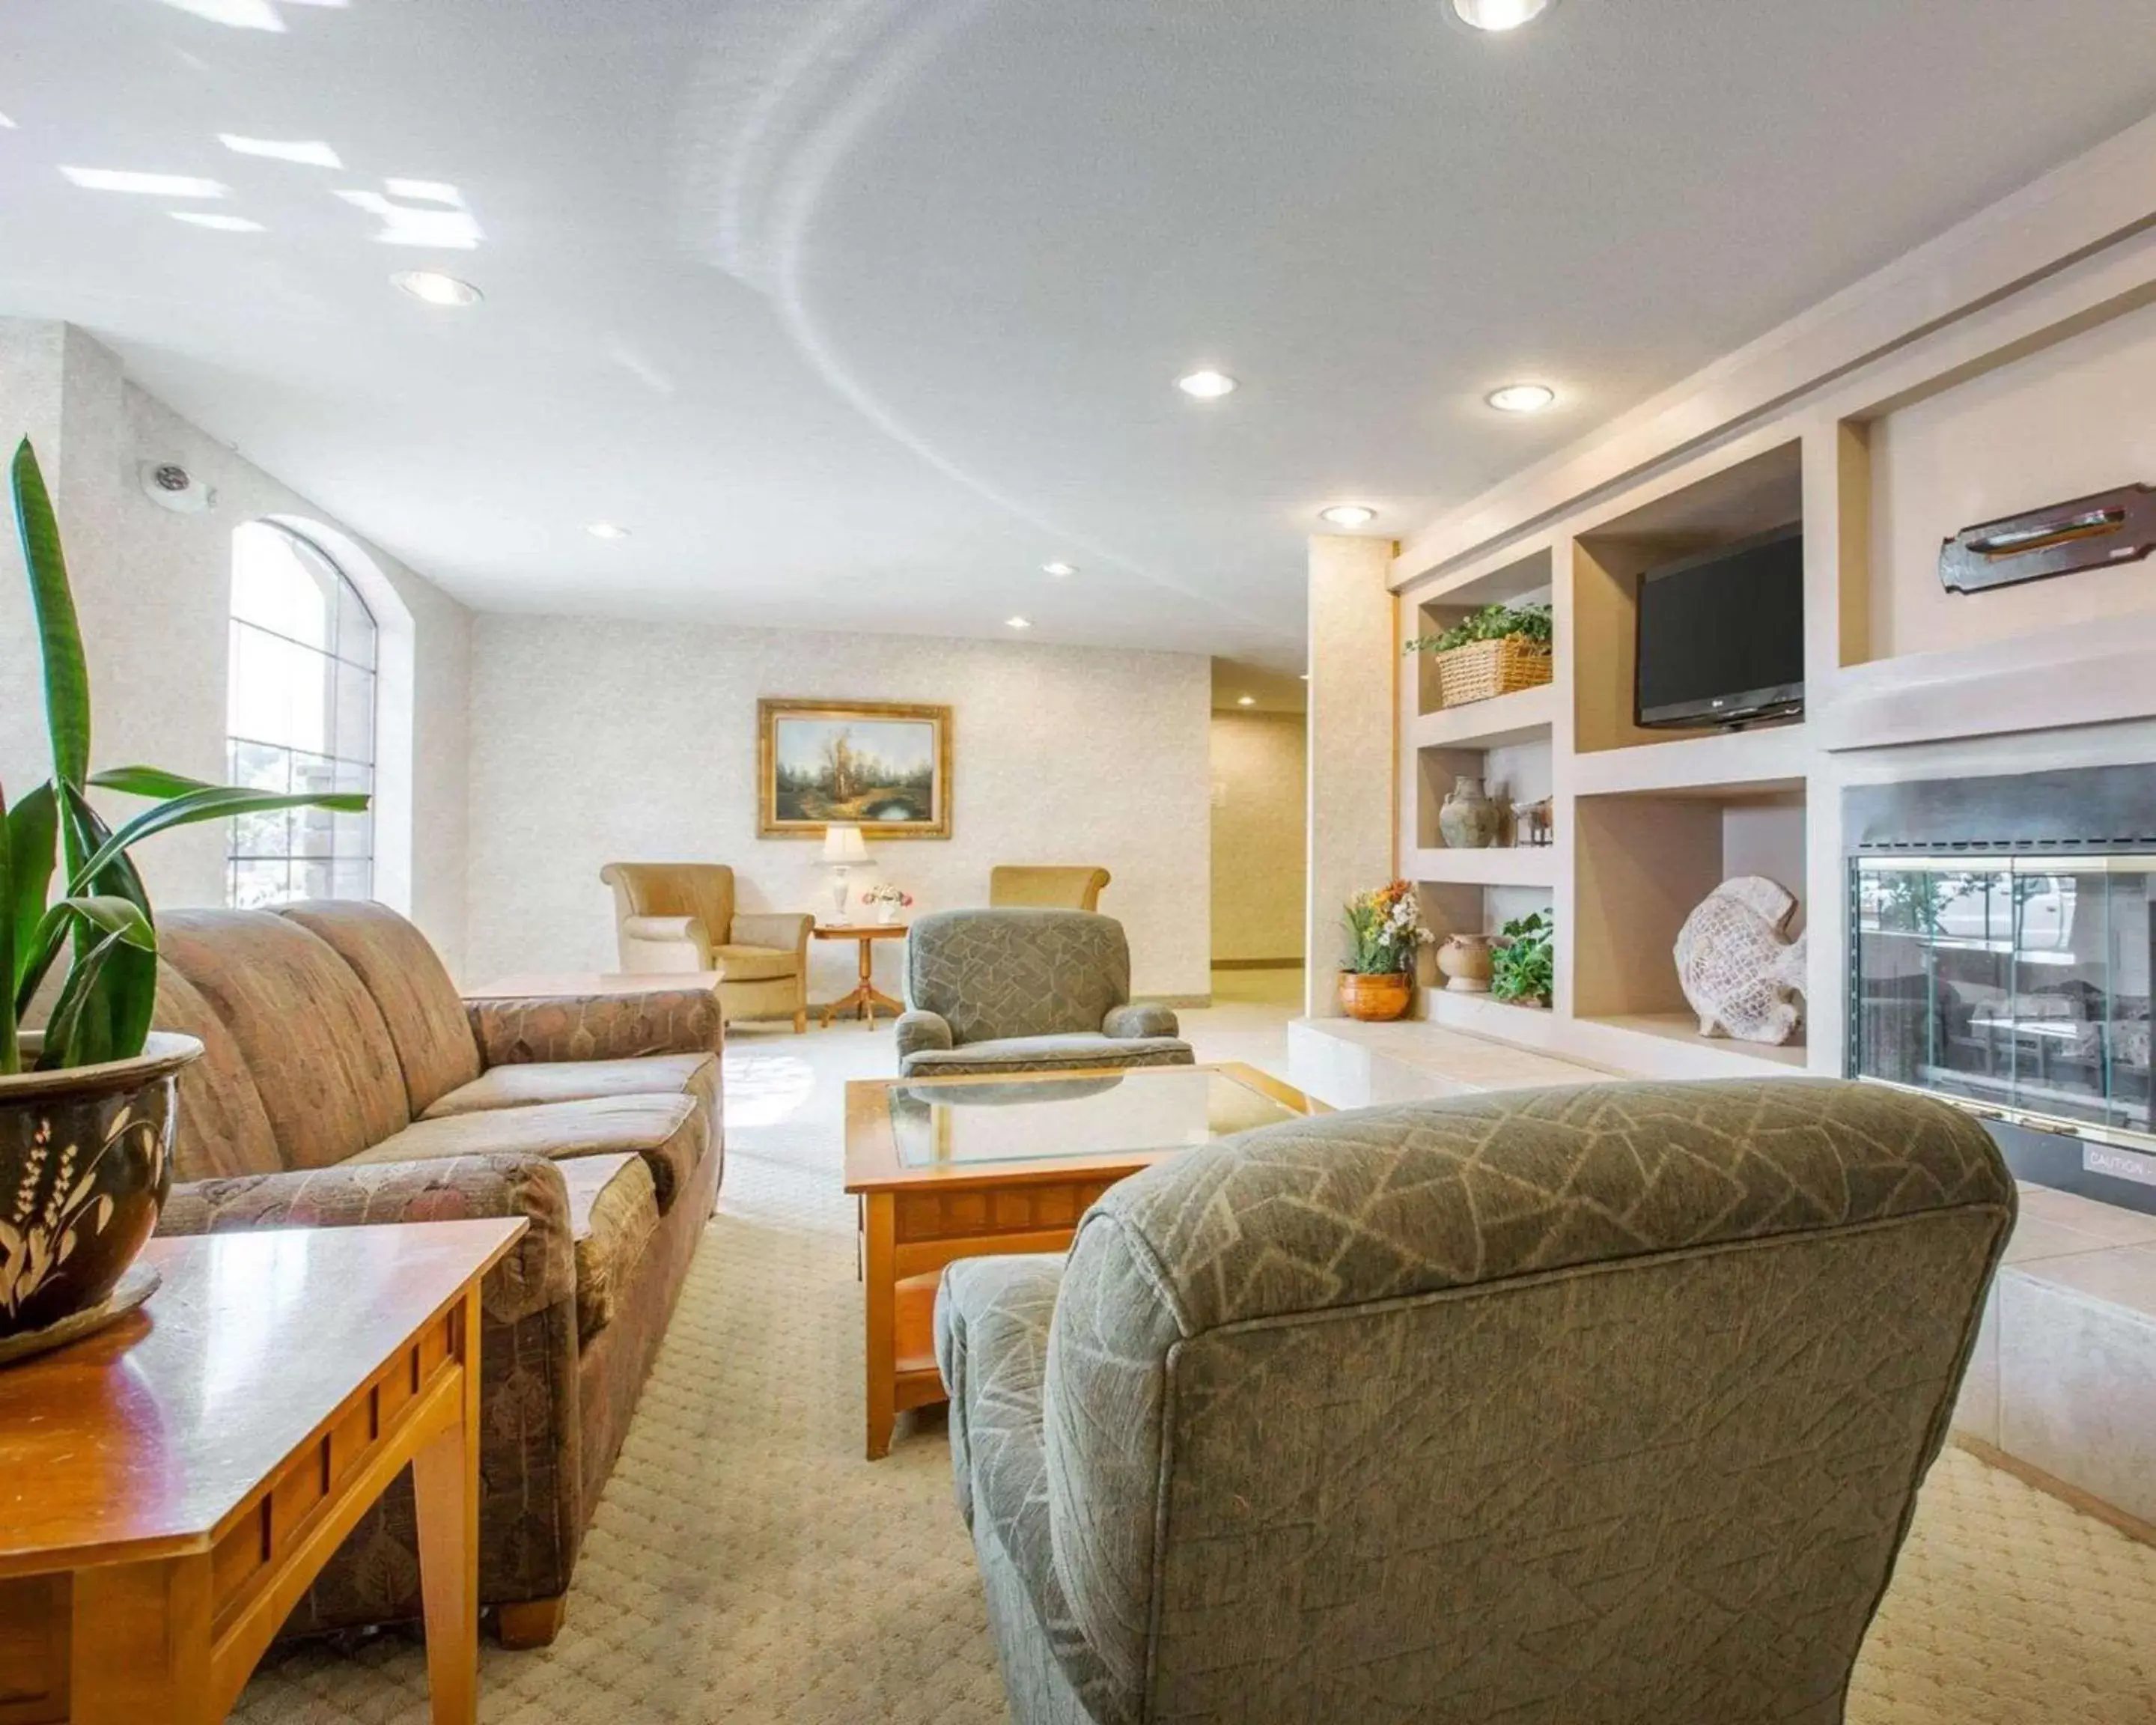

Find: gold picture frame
<box><xmin>758</xmin><ymin>699</ymin><xmax>953</xmax><ymax>840</ymax></box>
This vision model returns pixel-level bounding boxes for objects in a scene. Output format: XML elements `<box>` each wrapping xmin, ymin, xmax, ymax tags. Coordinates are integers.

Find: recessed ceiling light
<box><xmin>392</xmin><ymin>269</ymin><xmax>482</xmax><ymax>307</ymax></box>
<box><xmin>170</xmin><ymin>211</ymin><xmax>265</xmax><ymax>232</ymax></box>
<box><xmin>1487</xmin><ymin>383</ymin><xmax>1557</xmax><ymax>414</ymax></box>
<box><xmin>1237</xmin><ymin>695</ymin><xmax>1256</xmax><ymax>707</ymax></box>
<box><xmin>1300</xmin><ymin>673</ymin><xmax>1311</xmax><ymax>681</ymax></box>
<box><xmin>1318</xmin><ymin>504</ymin><xmax>1378</xmax><ymax>529</ymax></box>
<box><xmin>1005</xmin><ymin>615</ymin><xmax>1032</xmax><ymax>630</ymax></box>
<box><xmin>61</xmin><ymin>167</ymin><xmax>228</xmax><ymax>197</ymax></box>
<box><xmin>218</xmin><ymin>134</ymin><xmax>341</xmax><ymax>168</ymax></box>
<box><xmin>585</xmin><ymin>522</ymin><xmax>630</xmax><ymax>541</ymax></box>
<box><xmin>1176</xmin><ymin>369</ymin><xmax>1237</xmax><ymax>400</ymax></box>
<box><xmin>1042</xmin><ymin>562</ymin><xmax>1077</xmax><ymax>577</ymax></box>
<box><xmin>1451</xmin><ymin>0</ymin><xmax>1555</xmax><ymax>30</ymax></box>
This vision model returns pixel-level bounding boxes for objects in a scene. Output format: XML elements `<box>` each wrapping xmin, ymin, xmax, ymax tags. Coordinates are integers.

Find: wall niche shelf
<box><xmin>1574</xmin><ymin>1013</ymin><xmax>1808</xmax><ymax>1080</ymax></box>
<box><xmin>1411</xmin><ymin>684</ymin><xmax>1556</xmax><ymax>752</ymax></box>
<box><xmin>1570</xmin><ymin>725</ymin><xmax>1807</xmax><ymax>798</ymax></box>
<box><xmin>1409</xmin><ymin>846</ymin><xmax>1556</xmax><ymax>889</ymax></box>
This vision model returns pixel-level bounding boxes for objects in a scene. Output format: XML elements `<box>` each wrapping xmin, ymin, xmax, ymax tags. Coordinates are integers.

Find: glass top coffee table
<box><xmin>842</xmin><ymin>1062</ymin><xmax>1322</xmax><ymax>1458</ymax></box>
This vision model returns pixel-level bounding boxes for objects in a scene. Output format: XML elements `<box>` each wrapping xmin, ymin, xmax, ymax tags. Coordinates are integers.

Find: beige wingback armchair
<box><xmin>988</xmin><ymin>865</ymin><xmax>1111</xmax><ymax>912</ymax></box>
<box><xmin>601</xmin><ymin>862</ymin><xmax>812</xmax><ymax>1032</ymax></box>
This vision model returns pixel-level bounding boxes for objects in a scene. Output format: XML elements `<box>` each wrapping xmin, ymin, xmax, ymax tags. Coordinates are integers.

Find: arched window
<box><xmin>225</xmin><ymin>521</ymin><xmax>377</xmax><ymax>907</ymax></box>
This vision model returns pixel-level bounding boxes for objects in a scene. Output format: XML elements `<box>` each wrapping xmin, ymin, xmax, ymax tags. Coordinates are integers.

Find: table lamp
<box><xmin>820</xmin><ymin>823</ymin><xmax>870</xmax><ymax>922</ymax></box>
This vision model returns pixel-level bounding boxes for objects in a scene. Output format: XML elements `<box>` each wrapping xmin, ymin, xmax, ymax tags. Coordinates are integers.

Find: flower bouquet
<box><xmin>1339</xmin><ymin>880</ymin><xmax>1431</xmax><ymax>1020</ymax></box>
<box><xmin>860</xmin><ymin>883</ymin><xmax>914</xmax><ymax>926</ymax></box>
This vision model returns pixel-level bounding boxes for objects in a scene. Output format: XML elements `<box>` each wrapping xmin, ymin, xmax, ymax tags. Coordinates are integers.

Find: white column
<box><xmin>1305</xmin><ymin>533</ymin><xmax>1398</xmax><ymax>1017</ymax></box>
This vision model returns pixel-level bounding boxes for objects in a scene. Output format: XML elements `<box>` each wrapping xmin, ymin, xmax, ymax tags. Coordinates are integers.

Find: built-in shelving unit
<box><xmin>1410</xmin><ymin>684</ymin><xmax>1555</xmax><ymax>752</ymax></box>
<box><xmin>1407</xmin><ymin>846</ymin><xmax>1557</xmax><ymax>888</ymax></box>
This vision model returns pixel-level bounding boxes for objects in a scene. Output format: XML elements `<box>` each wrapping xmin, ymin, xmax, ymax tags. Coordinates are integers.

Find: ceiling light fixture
<box><xmin>1005</xmin><ymin>616</ymin><xmax>1032</xmax><ymax>630</ymax></box>
<box><xmin>1300</xmin><ymin>673</ymin><xmax>1311</xmax><ymax>682</ymax></box>
<box><xmin>1486</xmin><ymin>383</ymin><xmax>1557</xmax><ymax>414</ymax></box>
<box><xmin>1450</xmin><ymin>0</ymin><xmax>1555</xmax><ymax>30</ymax></box>
<box><xmin>218</xmin><ymin>134</ymin><xmax>341</xmax><ymax>168</ymax></box>
<box><xmin>1042</xmin><ymin>562</ymin><xmax>1077</xmax><ymax>577</ymax></box>
<box><xmin>392</xmin><ymin>269</ymin><xmax>482</xmax><ymax>307</ymax></box>
<box><xmin>1237</xmin><ymin>695</ymin><xmax>1256</xmax><ymax>707</ymax></box>
<box><xmin>585</xmin><ymin>522</ymin><xmax>630</xmax><ymax>541</ymax></box>
<box><xmin>1176</xmin><ymin>369</ymin><xmax>1237</xmax><ymax>400</ymax></box>
<box><xmin>1318</xmin><ymin>504</ymin><xmax>1378</xmax><ymax>529</ymax></box>
<box><xmin>170</xmin><ymin>211</ymin><xmax>265</xmax><ymax>232</ymax></box>
<box><xmin>61</xmin><ymin>167</ymin><xmax>228</xmax><ymax>198</ymax></box>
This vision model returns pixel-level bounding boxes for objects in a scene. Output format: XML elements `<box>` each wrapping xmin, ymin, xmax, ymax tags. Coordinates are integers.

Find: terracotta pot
<box><xmin>1338</xmin><ymin>971</ymin><xmax>1412</xmax><ymax>1022</ymax></box>
<box><xmin>0</xmin><ymin>1032</ymin><xmax>200</xmax><ymax>1343</ymax></box>
<box><xmin>1436</xmin><ymin>934</ymin><xmax>1494</xmax><ymax>993</ymax></box>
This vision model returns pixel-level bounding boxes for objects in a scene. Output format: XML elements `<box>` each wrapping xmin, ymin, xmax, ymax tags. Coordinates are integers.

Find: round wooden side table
<box><xmin>814</xmin><ymin>922</ymin><xmax>908</xmax><ymax>1028</ymax></box>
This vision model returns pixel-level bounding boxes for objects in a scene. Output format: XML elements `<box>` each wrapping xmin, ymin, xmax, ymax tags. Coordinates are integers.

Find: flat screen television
<box><xmin>1634</xmin><ymin>524</ymin><xmax>1804</xmax><ymax>728</ymax></box>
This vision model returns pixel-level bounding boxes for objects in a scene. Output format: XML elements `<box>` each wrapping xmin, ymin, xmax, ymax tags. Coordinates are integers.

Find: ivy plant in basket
<box><xmin>0</xmin><ymin>438</ymin><xmax>366</xmax><ymax>1358</ymax></box>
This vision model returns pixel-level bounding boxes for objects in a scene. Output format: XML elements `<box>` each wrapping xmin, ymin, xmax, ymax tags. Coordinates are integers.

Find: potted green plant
<box><xmin>1490</xmin><ymin>910</ymin><xmax>1555</xmax><ymax>1008</ymax></box>
<box><xmin>0</xmin><ymin>438</ymin><xmax>365</xmax><ymax>1356</ymax></box>
<box><xmin>1404</xmin><ymin>600</ymin><xmax>1553</xmax><ymax>709</ymax></box>
<box><xmin>1339</xmin><ymin>880</ymin><xmax>1431</xmax><ymax>1021</ymax></box>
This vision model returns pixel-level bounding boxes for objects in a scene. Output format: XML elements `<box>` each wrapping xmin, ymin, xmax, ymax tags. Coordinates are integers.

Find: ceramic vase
<box><xmin>0</xmin><ymin>1032</ymin><xmax>200</xmax><ymax>1355</ymax></box>
<box><xmin>1437</xmin><ymin>776</ymin><xmax>1500</xmax><ymax>850</ymax></box>
<box><xmin>1338</xmin><ymin>971</ymin><xmax>1412</xmax><ymax>1022</ymax></box>
<box><xmin>874</xmin><ymin>900</ymin><xmax>901</xmax><ymax>926</ymax></box>
<box><xmin>1436</xmin><ymin>934</ymin><xmax>1494</xmax><ymax>994</ymax></box>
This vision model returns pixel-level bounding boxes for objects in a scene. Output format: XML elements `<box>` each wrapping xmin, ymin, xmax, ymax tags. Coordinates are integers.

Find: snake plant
<box><xmin>2</xmin><ymin>437</ymin><xmax>368</xmax><ymax>1074</ymax></box>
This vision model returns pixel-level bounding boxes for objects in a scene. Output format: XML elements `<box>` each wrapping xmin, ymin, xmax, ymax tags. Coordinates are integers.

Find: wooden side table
<box><xmin>814</xmin><ymin>923</ymin><xmax>907</xmax><ymax>1028</ymax></box>
<box><xmin>0</xmin><ymin>1218</ymin><xmax>525</xmax><ymax>1725</ymax></box>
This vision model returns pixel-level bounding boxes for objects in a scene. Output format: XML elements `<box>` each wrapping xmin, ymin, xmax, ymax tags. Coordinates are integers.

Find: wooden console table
<box><xmin>0</xmin><ymin>1218</ymin><xmax>525</xmax><ymax>1724</ymax></box>
<box><xmin>815</xmin><ymin>923</ymin><xmax>907</xmax><ymax>1028</ymax></box>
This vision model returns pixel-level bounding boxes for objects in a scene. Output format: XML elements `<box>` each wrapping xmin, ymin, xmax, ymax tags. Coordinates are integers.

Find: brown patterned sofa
<box><xmin>147</xmin><ymin>901</ymin><xmax>722</xmax><ymax>1649</ymax></box>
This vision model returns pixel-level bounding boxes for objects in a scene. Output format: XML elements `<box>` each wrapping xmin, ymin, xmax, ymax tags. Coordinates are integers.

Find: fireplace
<box><xmin>1846</xmin><ymin>765</ymin><xmax>2156</xmax><ymax>1210</ymax></box>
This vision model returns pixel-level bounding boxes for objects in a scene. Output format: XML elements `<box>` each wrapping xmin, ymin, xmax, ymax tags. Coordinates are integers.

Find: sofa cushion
<box><xmin>556</xmin><ymin>1153</ymin><xmax>660</xmax><ymax>1341</ymax></box>
<box><xmin>349</xmin><ymin>1094</ymin><xmax>701</xmax><ymax>1211</ymax></box>
<box><xmin>152</xmin><ymin>963</ymin><xmax>284</xmax><ymax>1181</ymax></box>
<box><xmin>903</xmin><ymin>1033</ymin><xmax>1195</xmax><ymax>1077</ymax></box>
<box><xmin>277</xmin><ymin>901</ymin><xmax>483</xmax><ymax>1117</ymax></box>
<box><xmin>710</xmin><ymin>944</ymin><xmax>797</xmax><ymax>983</ymax></box>
<box><xmin>421</xmin><ymin>1053</ymin><xmax>718</xmax><ymax>1123</ymax></box>
<box><xmin>159</xmin><ymin>909</ymin><xmax>410</xmax><ymax>1169</ymax></box>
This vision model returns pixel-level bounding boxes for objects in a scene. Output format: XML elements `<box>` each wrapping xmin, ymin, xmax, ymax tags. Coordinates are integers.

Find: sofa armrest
<box><xmin>935</xmin><ymin>1254</ymin><xmax>1065</xmax><ymax>1533</ymax></box>
<box><xmin>1103</xmin><ymin>1002</ymin><xmax>1178</xmax><ymax>1039</ymax></box>
<box><xmin>728</xmin><ymin>911</ymin><xmax>813</xmax><ymax>962</ymax></box>
<box><xmin>468</xmin><ymin>986</ymin><xmax>724</xmax><ymax>1068</ymax></box>
<box><xmin>895</xmin><ymin>1008</ymin><xmax>953</xmax><ymax>1065</ymax></box>
<box><xmin>158</xmin><ymin>1153</ymin><xmax>576</xmax><ymax>1324</ymax></box>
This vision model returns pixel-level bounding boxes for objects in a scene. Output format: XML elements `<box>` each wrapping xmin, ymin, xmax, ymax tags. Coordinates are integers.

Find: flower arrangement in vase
<box><xmin>859</xmin><ymin>883</ymin><xmax>914</xmax><ymax>926</ymax></box>
<box><xmin>1338</xmin><ymin>880</ymin><xmax>1431</xmax><ymax>1020</ymax></box>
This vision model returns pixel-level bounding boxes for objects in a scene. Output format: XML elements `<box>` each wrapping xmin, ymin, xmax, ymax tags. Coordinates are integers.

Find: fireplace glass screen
<box><xmin>1850</xmin><ymin>857</ymin><xmax>2155</xmax><ymax>1137</ymax></box>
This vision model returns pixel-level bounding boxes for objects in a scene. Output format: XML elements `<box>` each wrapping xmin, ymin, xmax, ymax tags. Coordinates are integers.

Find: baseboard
<box><xmin>1952</xmin><ymin>1434</ymin><xmax>2156</xmax><ymax>1549</ymax></box>
<box><xmin>1211</xmin><ymin>958</ymin><xmax>1305</xmax><ymax>972</ymax></box>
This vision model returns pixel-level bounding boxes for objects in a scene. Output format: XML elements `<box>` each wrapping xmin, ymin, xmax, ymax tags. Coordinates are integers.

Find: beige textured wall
<box><xmin>1306</xmin><ymin>534</ymin><xmax>1397</xmax><ymax>1015</ymax></box>
<box><xmin>1869</xmin><ymin>297</ymin><xmax>2156</xmax><ymax>661</ymax></box>
<box><xmin>463</xmin><ymin>615</ymin><xmax>1214</xmax><ymax>1001</ymax></box>
<box><xmin>1210</xmin><ymin>711</ymin><xmax>1306</xmax><ymax>964</ymax></box>
<box><xmin>0</xmin><ymin>322</ymin><xmax>474</xmax><ymax>970</ymax></box>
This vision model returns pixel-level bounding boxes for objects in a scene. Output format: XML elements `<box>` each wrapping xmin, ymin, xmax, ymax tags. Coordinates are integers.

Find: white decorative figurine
<box><xmin>1674</xmin><ymin>876</ymin><xmax>1807</xmax><ymax>1045</ymax></box>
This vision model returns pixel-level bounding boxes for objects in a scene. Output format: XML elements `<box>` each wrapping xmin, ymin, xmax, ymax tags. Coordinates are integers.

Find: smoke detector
<box><xmin>139</xmin><ymin>462</ymin><xmax>216</xmax><ymax>514</ymax></box>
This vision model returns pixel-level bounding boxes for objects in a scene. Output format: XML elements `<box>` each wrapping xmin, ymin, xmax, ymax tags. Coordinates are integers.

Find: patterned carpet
<box><xmin>236</xmin><ymin>1031</ymin><xmax>2156</xmax><ymax>1724</ymax></box>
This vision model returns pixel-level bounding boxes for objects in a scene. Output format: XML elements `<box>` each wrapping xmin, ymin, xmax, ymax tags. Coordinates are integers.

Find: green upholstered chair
<box><xmin>894</xmin><ymin>908</ymin><xmax>1193</xmax><ymax>1078</ymax></box>
<box><xmin>936</xmin><ymin>1078</ymin><xmax>2014</xmax><ymax>1725</ymax></box>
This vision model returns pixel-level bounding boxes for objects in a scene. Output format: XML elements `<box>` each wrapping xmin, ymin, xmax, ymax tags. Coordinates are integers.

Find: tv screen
<box><xmin>1635</xmin><ymin>525</ymin><xmax>1805</xmax><ymax>728</ymax></box>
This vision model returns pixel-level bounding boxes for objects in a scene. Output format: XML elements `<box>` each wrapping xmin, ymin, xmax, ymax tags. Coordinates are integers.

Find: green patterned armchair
<box><xmin>895</xmin><ymin>908</ymin><xmax>1193</xmax><ymax>1077</ymax></box>
<box><xmin>935</xmin><ymin>1078</ymin><xmax>2014</xmax><ymax>1725</ymax></box>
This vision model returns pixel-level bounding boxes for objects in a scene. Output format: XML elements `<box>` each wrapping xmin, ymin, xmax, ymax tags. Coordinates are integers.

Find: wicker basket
<box><xmin>1428</xmin><ymin>635</ymin><xmax>1552</xmax><ymax>709</ymax></box>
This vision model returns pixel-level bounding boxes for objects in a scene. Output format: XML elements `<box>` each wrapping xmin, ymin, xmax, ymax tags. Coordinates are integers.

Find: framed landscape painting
<box><xmin>758</xmin><ymin>699</ymin><xmax>952</xmax><ymax>839</ymax></box>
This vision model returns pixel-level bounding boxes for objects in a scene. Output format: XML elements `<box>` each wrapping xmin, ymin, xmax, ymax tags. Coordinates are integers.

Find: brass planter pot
<box><xmin>0</xmin><ymin>1032</ymin><xmax>200</xmax><ymax>1346</ymax></box>
<box><xmin>1338</xmin><ymin>971</ymin><xmax>1413</xmax><ymax>1022</ymax></box>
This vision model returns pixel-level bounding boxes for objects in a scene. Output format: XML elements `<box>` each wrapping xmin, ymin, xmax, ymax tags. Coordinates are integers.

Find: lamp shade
<box><xmin>820</xmin><ymin>823</ymin><xmax>870</xmax><ymax>864</ymax></box>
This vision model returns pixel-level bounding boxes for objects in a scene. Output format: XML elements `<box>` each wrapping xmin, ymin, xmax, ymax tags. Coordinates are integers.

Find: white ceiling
<box><xmin>4</xmin><ymin>1</ymin><xmax>2154</xmax><ymax>672</ymax></box>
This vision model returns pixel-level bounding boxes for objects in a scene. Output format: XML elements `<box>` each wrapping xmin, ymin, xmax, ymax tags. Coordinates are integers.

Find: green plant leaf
<box><xmin>88</xmin><ymin>764</ymin><xmax>220</xmax><ymax>798</ymax></box>
<box><xmin>71</xmin><ymin>785</ymin><xmax>369</xmax><ymax>895</ymax></box>
<box><xmin>0</xmin><ymin>783</ymin><xmax>13</xmax><ymax>1077</ymax></box>
<box><xmin>43</xmin><ymin>790</ymin><xmax>157</xmax><ymax>1062</ymax></box>
<box><xmin>10</xmin><ymin>440</ymin><xmax>91</xmax><ymax>790</ymax></box>
<box><xmin>38</xmin><ymin>923</ymin><xmax>135</xmax><ymax>1070</ymax></box>
<box><xmin>3</xmin><ymin>782</ymin><xmax>55</xmax><ymax>1006</ymax></box>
